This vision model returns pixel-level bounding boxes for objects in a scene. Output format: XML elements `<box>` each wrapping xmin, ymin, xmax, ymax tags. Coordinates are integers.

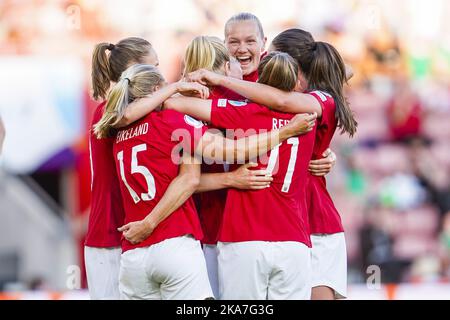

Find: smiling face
<box><xmin>225</xmin><ymin>20</ymin><xmax>266</xmax><ymax>76</ymax></box>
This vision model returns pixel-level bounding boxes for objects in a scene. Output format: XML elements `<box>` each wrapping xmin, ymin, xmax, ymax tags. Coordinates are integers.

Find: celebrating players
<box><xmin>93</xmin><ymin>62</ymin><xmax>315</xmax><ymax>299</ymax></box>
<box><xmin>164</xmin><ymin>51</ymin><xmax>317</xmax><ymax>300</ymax></box>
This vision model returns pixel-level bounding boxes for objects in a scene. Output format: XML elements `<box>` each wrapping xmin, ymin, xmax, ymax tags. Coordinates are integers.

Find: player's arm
<box><xmin>186</xmin><ymin>69</ymin><xmax>323</xmax><ymax>116</ymax></box>
<box><xmin>195</xmin><ymin>113</ymin><xmax>316</xmax><ymax>164</ymax></box>
<box><xmin>115</xmin><ymin>82</ymin><xmax>209</xmax><ymax>128</ymax></box>
<box><xmin>118</xmin><ymin>154</ymin><xmax>200</xmax><ymax>244</ymax></box>
<box><xmin>0</xmin><ymin>116</ymin><xmax>5</xmax><ymax>155</ymax></box>
<box><xmin>164</xmin><ymin>96</ymin><xmax>212</xmax><ymax>122</ymax></box>
<box><xmin>196</xmin><ymin>163</ymin><xmax>273</xmax><ymax>193</ymax></box>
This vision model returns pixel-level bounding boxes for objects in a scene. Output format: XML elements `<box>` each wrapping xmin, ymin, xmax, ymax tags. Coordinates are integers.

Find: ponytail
<box><xmin>91</xmin><ymin>37</ymin><xmax>153</xmax><ymax>101</ymax></box>
<box><xmin>93</xmin><ymin>64</ymin><xmax>165</xmax><ymax>138</ymax></box>
<box><xmin>91</xmin><ymin>43</ymin><xmax>113</xmax><ymax>101</ymax></box>
<box><xmin>309</xmin><ymin>42</ymin><xmax>357</xmax><ymax>137</ymax></box>
<box><xmin>272</xmin><ymin>29</ymin><xmax>357</xmax><ymax>137</ymax></box>
<box><xmin>258</xmin><ymin>51</ymin><xmax>298</xmax><ymax>92</ymax></box>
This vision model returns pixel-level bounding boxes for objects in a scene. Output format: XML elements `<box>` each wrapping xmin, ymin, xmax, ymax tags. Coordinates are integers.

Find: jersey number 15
<box><xmin>117</xmin><ymin>144</ymin><xmax>156</xmax><ymax>204</ymax></box>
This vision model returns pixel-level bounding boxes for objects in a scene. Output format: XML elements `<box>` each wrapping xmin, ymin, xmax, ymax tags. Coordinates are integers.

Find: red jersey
<box><xmin>242</xmin><ymin>52</ymin><xmax>265</xmax><ymax>83</ymax></box>
<box><xmin>307</xmin><ymin>91</ymin><xmax>344</xmax><ymax>234</ymax></box>
<box><xmin>85</xmin><ymin>102</ymin><xmax>125</xmax><ymax>248</ymax></box>
<box><xmin>113</xmin><ymin>109</ymin><xmax>207</xmax><ymax>252</ymax></box>
<box><xmin>210</xmin><ymin>99</ymin><xmax>315</xmax><ymax>246</ymax></box>
<box><xmin>243</xmin><ymin>70</ymin><xmax>259</xmax><ymax>83</ymax></box>
<box><xmin>196</xmin><ymin>86</ymin><xmax>245</xmax><ymax>245</ymax></box>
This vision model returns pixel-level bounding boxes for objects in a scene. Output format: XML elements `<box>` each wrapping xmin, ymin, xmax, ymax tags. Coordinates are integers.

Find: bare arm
<box><xmin>186</xmin><ymin>69</ymin><xmax>322</xmax><ymax>116</ymax></box>
<box><xmin>164</xmin><ymin>96</ymin><xmax>212</xmax><ymax>122</ymax></box>
<box><xmin>196</xmin><ymin>113</ymin><xmax>316</xmax><ymax>164</ymax></box>
<box><xmin>115</xmin><ymin>82</ymin><xmax>209</xmax><ymax>128</ymax></box>
<box><xmin>118</xmin><ymin>155</ymin><xmax>200</xmax><ymax>244</ymax></box>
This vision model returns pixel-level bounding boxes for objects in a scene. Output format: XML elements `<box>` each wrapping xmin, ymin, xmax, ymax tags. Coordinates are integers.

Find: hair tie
<box><xmin>313</xmin><ymin>42</ymin><xmax>318</xmax><ymax>51</ymax></box>
<box><xmin>107</xmin><ymin>43</ymin><xmax>115</xmax><ymax>51</ymax></box>
<box><xmin>124</xmin><ymin>77</ymin><xmax>131</xmax><ymax>84</ymax></box>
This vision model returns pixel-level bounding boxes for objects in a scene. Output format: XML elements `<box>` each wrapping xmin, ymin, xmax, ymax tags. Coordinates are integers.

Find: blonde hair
<box><xmin>183</xmin><ymin>36</ymin><xmax>230</xmax><ymax>75</ymax></box>
<box><xmin>225</xmin><ymin>12</ymin><xmax>265</xmax><ymax>39</ymax></box>
<box><xmin>91</xmin><ymin>37</ymin><xmax>153</xmax><ymax>101</ymax></box>
<box><xmin>93</xmin><ymin>64</ymin><xmax>165</xmax><ymax>138</ymax></box>
<box><xmin>258</xmin><ymin>51</ymin><xmax>298</xmax><ymax>92</ymax></box>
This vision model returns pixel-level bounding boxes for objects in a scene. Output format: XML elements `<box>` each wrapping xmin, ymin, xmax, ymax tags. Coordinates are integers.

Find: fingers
<box><xmin>249</xmin><ymin>170</ymin><xmax>270</xmax><ymax>176</ymax></box>
<box><xmin>309</xmin><ymin>158</ymin><xmax>334</xmax><ymax>166</ymax></box>
<box><xmin>322</xmin><ymin>148</ymin><xmax>332</xmax><ymax>158</ymax></box>
<box><xmin>249</xmin><ymin>185</ymin><xmax>271</xmax><ymax>190</ymax></box>
<box><xmin>309</xmin><ymin>171</ymin><xmax>328</xmax><ymax>177</ymax></box>
<box><xmin>244</xmin><ymin>162</ymin><xmax>259</xmax><ymax>169</ymax></box>
<box><xmin>250</xmin><ymin>176</ymin><xmax>273</xmax><ymax>183</ymax></box>
<box><xmin>305</xmin><ymin>112</ymin><xmax>318</xmax><ymax>121</ymax></box>
<box><xmin>308</xmin><ymin>163</ymin><xmax>333</xmax><ymax>170</ymax></box>
<box><xmin>117</xmin><ymin>224</ymin><xmax>131</xmax><ymax>232</ymax></box>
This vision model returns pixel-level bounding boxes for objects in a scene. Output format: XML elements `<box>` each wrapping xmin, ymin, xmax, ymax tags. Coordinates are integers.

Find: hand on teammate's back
<box><xmin>229</xmin><ymin>163</ymin><xmax>273</xmax><ymax>190</ymax></box>
<box><xmin>176</xmin><ymin>81</ymin><xmax>210</xmax><ymax>99</ymax></box>
<box><xmin>284</xmin><ymin>112</ymin><xmax>317</xmax><ymax>137</ymax></box>
<box><xmin>185</xmin><ymin>69</ymin><xmax>222</xmax><ymax>86</ymax></box>
<box><xmin>308</xmin><ymin>148</ymin><xmax>337</xmax><ymax>177</ymax></box>
<box><xmin>118</xmin><ymin>220</ymin><xmax>155</xmax><ymax>245</ymax></box>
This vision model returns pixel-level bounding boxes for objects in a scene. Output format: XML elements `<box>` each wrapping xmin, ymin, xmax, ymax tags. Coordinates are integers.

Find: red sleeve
<box><xmin>210</xmin><ymin>98</ymin><xmax>256</xmax><ymax>129</ymax></box>
<box><xmin>308</xmin><ymin>91</ymin><xmax>334</xmax><ymax>127</ymax></box>
<box><xmin>170</xmin><ymin>112</ymin><xmax>209</xmax><ymax>156</ymax></box>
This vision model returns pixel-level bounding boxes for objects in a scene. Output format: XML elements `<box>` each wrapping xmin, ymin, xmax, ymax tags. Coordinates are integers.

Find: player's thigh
<box><xmin>118</xmin><ymin>247</ymin><xmax>160</xmax><ymax>300</ymax></box>
<box><xmin>155</xmin><ymin>236</ymin><xmax>213</xmax><ymax>300</ymax></box>
<box><xmin>311</xmin><ymin>233</ymin><xmax>347</xmax><ymax>299</ymax></box>
<box><xmin>268</xmin><ymin>242</ymin><xmax>312</xmax><ymax>300</ymax></box>
<box><xmin>84</xmin><ymin>246</ymin><xmax>121</xmax><ymax>300</ymax></box>
<box><xmin>217</xmin><ymin>241</ymin><xmax>269</xmax><ymax>300</ymax></box>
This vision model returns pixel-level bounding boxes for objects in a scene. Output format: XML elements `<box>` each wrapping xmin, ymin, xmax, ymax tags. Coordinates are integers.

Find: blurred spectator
<box><xmin>410</xmin><ymin>138</ymin><xmax>450</xmax><ymax>225</ymax></box>
<box><xmin>0</xmin><ymin>115</ymin><xmax>5</xmax><ymax>155</ymax></box>
<box><xmin>387</xmin><ymin>79</ymin><xmax>423</xmax><ymax>143</ymax></box>
<box><xmin>359</xmin><ymin>204</ymin><xmax>411</xmax><ymax>283</ymax></box>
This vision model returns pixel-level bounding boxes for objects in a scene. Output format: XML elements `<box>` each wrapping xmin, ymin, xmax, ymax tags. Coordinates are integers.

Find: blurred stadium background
<box><xmin>0</xmin><ymin>0</ymin><xmax>449</xmax><ymax>300</ymax></box>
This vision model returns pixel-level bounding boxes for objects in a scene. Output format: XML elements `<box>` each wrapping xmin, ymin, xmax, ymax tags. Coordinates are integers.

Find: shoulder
<box><xmin>308</xmin><ymin>90</ymin><xmax>334</xmax><ymax>105</ymax></box>
<box><xmin>159</xmin><ymin>109</ymin><xmax>205</xmax><ymax>129</ymax></box>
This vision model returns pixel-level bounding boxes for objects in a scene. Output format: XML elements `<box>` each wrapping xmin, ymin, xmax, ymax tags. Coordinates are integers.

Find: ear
<box><xmin>224</xmin><ymin>61</ymin><xmax>231</xmax><ymax>76</ymax></box>
<box><xmin>261</xmin><ymin>37</ymin><xmax>268</xmax><ymax>52</ymax></box>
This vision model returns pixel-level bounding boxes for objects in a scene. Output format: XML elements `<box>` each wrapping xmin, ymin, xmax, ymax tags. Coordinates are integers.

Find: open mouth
<box><xmin>236</xmin><ymin>56</ymin><xmax>252</xmax><ymax>66</ymax></box>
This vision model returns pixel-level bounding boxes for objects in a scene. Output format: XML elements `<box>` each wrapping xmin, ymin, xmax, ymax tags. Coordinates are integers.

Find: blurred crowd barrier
<box><xmin>1</xmin><ymin>283</ymin><xmax>450</xmax><ymax>300</ymax></box>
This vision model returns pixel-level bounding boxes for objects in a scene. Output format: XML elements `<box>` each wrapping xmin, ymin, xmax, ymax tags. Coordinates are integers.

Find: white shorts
<box><xmin>119</xmin><ymin>235</ymin><xmax>213</xmax><ymax>300</ymax></box>
<box><xmin>218</xmin><ymin>241</ymin><xmax>311</xmax><ymax>300</ymax></box>
<box><xmin>84</xmin><ymin>246</ymin><xmax>121</xmax><ymax>300</ymax></box>
<box><xmin>311</xmin><ymin>233</ymin><xmax>347</xmax><ymax>299</ymax></box>
<box><xmin>203</xmin><ymin>244</ymin><xmax>219</xmax><ymax>299</ymax></box>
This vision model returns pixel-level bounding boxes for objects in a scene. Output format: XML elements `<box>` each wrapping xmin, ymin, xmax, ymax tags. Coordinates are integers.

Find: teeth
<box><xmin>237</xmin><ymin>56</ymin><xmax>251</xmax><ymax>62</ymax></box>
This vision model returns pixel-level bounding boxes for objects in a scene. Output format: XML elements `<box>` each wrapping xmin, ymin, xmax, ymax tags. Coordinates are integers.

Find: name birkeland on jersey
<box><xmin>307</xmin><ymin>91</ymin><xmax>344</xmax><ymax>234</ymax></box>
<box><xmin>86</xmin><ymin>102</ymin><xmax>125</xmax><ymax>248</ymax></box>
<box><xmin>210</xmin><ymin>99</ymin><xmax>315</xmax><ymax>247</ymax></box>
<box><xmin>113</xmin><ymin>109</ymin><xmax>207</xmax><ymax>253</ymax></box>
